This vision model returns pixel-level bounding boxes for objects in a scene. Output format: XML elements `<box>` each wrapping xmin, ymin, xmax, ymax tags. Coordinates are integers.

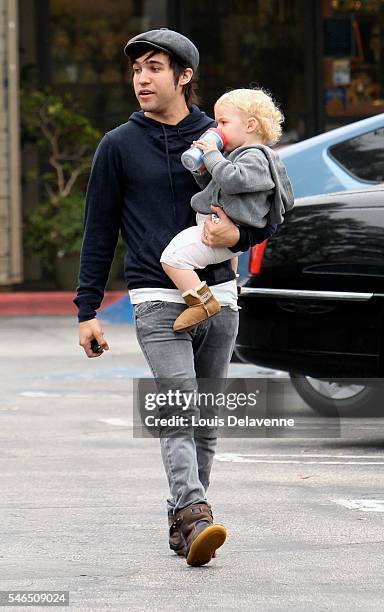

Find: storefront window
<box><xmin>21</xmin><ymin>0</ymin><xmax>310</xmax><ymax>141</ymax></box>
<box><xmin>322</xmin><ymin>0</ymin><xmax>384</xmax><ymax>128</ymax></box>
<box><xmin>179</xmin><ymin>0</ymin><xmax>306</xmax><ymax>143</ymax></box>
<box><xmin>48</xmin><ymin>0</ymin><xmax>167</xmax><ymax>130</ymax></box>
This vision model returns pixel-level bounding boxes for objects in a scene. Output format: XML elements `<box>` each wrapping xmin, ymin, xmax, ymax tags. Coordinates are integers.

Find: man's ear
<box><xmin>247</xmin><ymin>117</ymin><xmax>259</xmax><ymax>133</ymax></box>
<box><xmin>179</xmin><ymin>68</ymin><xmax>193</xmax><ymax>86</ymax></box>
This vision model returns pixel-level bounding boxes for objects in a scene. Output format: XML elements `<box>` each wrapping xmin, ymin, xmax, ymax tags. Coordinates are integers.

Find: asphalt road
<box><xmin>0</xmin><ymin>316</ymin><xmax>384</xmax><ymax>611</ymax></box>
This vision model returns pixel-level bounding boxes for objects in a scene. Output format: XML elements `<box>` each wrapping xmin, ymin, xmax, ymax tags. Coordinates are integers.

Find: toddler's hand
<box><xmin>192</xmin><ymin>139</ymin><xmax>218</xmax><ymax>154</ymax></box>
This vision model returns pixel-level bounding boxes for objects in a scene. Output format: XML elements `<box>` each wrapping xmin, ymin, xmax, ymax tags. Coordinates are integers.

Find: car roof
<box><xmin>280</xmin><ymin>113</ymin><xmax>384</xmax><ymax>159</ymax></box>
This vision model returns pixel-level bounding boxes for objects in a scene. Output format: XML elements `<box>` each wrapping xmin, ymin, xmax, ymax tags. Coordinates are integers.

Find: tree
<box><xmin>21</xmin><ymin>88</ymin><xmax>101</xmax><ymax>269</ymax></box>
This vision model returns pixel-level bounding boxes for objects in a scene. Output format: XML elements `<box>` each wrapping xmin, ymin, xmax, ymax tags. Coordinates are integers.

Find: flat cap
<box><xmin>124</xmin><ymin>28</ymin><xmax>199</xmax><ymax>73</ymax></box>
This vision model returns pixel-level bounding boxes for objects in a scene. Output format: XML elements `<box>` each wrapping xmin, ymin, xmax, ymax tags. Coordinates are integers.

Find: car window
<box><xmin>328</xmin><ymin>128</ymin><xmax>384</xmax><ymax>183</ymax></box>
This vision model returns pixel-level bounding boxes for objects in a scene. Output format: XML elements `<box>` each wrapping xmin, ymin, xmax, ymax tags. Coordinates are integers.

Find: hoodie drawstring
<box><xmin>161</xmin><ymin>125</ymin><xmax>176</xmax><ymax>221</ymax></box>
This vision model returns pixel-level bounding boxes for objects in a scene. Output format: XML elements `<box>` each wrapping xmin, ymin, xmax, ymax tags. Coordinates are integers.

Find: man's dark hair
<box><xmin>128</xmin><ymin>45</ymin><xmax>200</xmax><ymax>108</ymax></box>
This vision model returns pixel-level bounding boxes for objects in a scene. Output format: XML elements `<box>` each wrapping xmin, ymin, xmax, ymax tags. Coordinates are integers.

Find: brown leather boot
<box><xmin>168</xmin><ymin>513</ymin><xmax>187</xmax><ymax>556</ymax></box>
<box><xmin>168</xmin><ymin>508</ymin><xmax>218</xmax><ymax>559</ymax></box>
<box><xmin>173</xmin><ymin>282</ymin><xmax>221</xmax><ymax>333</ymax></box>
<box><xmin>174</xmin><ymin>502</ymin><xmax>226</xmax><ymax>566</ymax></box>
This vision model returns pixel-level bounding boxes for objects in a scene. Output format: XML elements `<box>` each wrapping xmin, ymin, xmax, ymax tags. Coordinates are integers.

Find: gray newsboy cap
<box><xmin>124</xmin><ymin>28</ymin><xmax>199</xmax><ymax>73</ymax></box>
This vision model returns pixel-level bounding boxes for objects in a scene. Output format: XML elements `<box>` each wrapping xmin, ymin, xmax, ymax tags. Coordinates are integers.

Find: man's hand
<box><xmin>79</xmin><ymin>318</ymin><xmax>109</xmax><ymax>358</ymax></box>
<box><xmin>202</xmin><ymin>206</ymin><xmax>240</xmax><ymax>248</ymax></box>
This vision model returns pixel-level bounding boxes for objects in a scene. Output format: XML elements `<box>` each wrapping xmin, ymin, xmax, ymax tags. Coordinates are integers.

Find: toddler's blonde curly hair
<box><xmin>215</xmin><ymin>88</ymin><xmax>284</xmax><ymax>146</ymax></box>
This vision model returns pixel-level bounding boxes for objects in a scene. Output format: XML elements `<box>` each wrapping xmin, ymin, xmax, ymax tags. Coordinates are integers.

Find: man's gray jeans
<box><xmin>134</xmin><ymin>301</ymin><xmax>238</xmax><ymax>516</ymax></box>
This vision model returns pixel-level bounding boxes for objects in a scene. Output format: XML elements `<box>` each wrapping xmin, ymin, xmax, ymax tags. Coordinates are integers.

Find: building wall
<box><xmin>0</xmin><ymin>0</ymin><xmax>22</xmax><ymax>286</ymax></box>
<box><xmin>15</xmin><ymin>0</ymin><xmax>383</xmax><ymax>287</ymax></box>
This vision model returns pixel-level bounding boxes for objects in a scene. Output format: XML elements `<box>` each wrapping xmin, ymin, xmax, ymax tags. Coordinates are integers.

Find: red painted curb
<box><xmin>0</xmin><ymin>291</ymin><xmax>126</xmax><ymax>316</ymax></box>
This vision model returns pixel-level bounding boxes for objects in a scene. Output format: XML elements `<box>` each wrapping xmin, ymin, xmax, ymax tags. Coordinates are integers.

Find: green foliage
<box><xmin>22</xmin><ymin>88</ymin><xmax>101</xmax><ymax>154</ymax></box>
<box><xmin>23</xmin><ymin>192</ymin><xmax>85</xmax><ymax>272</ymax></box>
<box><xmin>21</xmin><ymin>88</ymin><xmax>101</xmax><ymax>269</ymax></box>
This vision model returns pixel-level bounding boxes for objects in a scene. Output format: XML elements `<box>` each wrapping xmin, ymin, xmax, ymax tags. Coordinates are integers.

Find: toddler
<box><xmin>161</xmin><ymin>88</ymin><xmax>294</xmax><ymax>332</ymax></box>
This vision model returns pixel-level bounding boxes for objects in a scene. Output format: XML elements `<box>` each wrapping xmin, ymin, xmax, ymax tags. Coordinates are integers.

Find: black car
<box><xmin>235</xmin><ymin>186</ymin><xmax>384</xmax><ymax>416</ymax></box>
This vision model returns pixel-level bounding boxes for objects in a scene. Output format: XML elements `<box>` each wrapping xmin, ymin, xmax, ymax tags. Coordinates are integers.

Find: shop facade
<box><xmin>9</xmin><ymin>0</ymin><xmax>384</xmax><ymax>286</ymax></box>
<box><xmin>19</xmin><ymin>0</ymin><xmax>384</xmax><ymax>138</ymax></box>
<box><xmin>1</xmin><ymin>0</ymin><xmax>22</xmax><ymax>287</ymax></box>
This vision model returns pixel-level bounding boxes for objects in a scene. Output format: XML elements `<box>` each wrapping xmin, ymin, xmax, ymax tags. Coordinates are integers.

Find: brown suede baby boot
<box><xmin>173</xmin><ymin>281</ymin><xmax>221</xmax><ymax>332</ymax></box>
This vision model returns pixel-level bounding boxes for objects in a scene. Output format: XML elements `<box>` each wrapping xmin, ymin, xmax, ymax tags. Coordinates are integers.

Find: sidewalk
<box><xmin>0</xmin><ymin>291</ymin><xmax>127</xmax><ymax>317</ymax></box>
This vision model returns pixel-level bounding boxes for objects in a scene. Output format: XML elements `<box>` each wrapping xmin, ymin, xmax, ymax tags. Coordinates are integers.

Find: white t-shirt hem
<box><xmin>129</xmin><ymin>279</ymin><xmax>239</xmax><ymax>311</ymax></box>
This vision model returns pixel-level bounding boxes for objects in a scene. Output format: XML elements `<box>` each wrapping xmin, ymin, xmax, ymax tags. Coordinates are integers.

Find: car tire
<box><xmin>231</xmin><ymin>347</ymin><xmax>245</xmax><ymax>363</ymax></box>
<box><xmin>289</xmin><ymin>373</ymin><xmax>383</xmax><ymax>417</ymax></box>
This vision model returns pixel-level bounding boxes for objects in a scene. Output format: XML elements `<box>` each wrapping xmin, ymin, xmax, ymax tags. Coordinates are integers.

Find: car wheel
<box><xmin>289</xmin><ymin>374</ymin><xmax>382</xmax><ymax>417</ymax></box>
<box><xmin>231</xmin><ymin>347</ymin><xmax>245</xmax><ymax>363</ymax></box>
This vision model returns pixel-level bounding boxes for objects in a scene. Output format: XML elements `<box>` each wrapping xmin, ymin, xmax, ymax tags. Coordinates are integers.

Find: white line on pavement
<box><xmin>332</xmin><ymin>499</ymin><xmax>384</xmax><ymax>512</ymax></box>
<box><xmin>20</xmin><ymin>391</ymin><xmax>62</xmax><ymax>397</ymax></box>
<box><xmin>98</xmin><ymin>418</ymin><xmax>133</xmax><ymax>427</ymax></box>
<box><xmin>218</xmin><ymin>453</ymin><xmax>384</xmax><ymax>459</ymax></box>
<box><xmin>19</xmin><ymin>391</ymin><xmax>126</xmax><ymax>399</ymax></box>
<box><xmin>215</xmin><ymin>453</ymin><xmax>384</xmax><ymax>464</ymax></box>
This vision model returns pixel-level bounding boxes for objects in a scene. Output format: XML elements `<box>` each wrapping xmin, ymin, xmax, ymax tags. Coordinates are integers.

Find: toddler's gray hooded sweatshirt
<box><xmin>191</xmin><ymin>144</ymin><xmax>294</xmax><ymax>227</ymax></box>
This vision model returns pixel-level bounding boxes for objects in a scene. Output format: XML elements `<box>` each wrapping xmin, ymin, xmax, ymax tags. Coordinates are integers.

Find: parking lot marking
<box><xmin>18</xmin><ymin>391</ymin><xmax>63</xmax><ymax>397</ymax></box>
<box><xmin>219</xmin><ymin>453</ymin><xmax>384</xmax><ymax>459</ymax></box>
<box><xmin>332</xmin><ymin>499</ymin><xmax>384</xmax><ymax>512</ymax></box>
<box><xmin>18</xmin><ymin>390</ymin><xmax>126</xmax><ymax>399</ymax></box>
<box><xmin>98</xmin><ymin>418</ymin><xmax>132</xmax><ymax>427</ymax></box>
<box><xmin>215</xmin><ymin>453</ymin><xmax>384</xmax><ymax>465</ymax></box>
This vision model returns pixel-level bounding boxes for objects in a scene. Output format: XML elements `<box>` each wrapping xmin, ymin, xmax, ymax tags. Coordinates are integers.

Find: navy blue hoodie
<box><xmin>73</xmin><ymin>106</ymin><xmax>276</xmax><ymax>321</ymax></box>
